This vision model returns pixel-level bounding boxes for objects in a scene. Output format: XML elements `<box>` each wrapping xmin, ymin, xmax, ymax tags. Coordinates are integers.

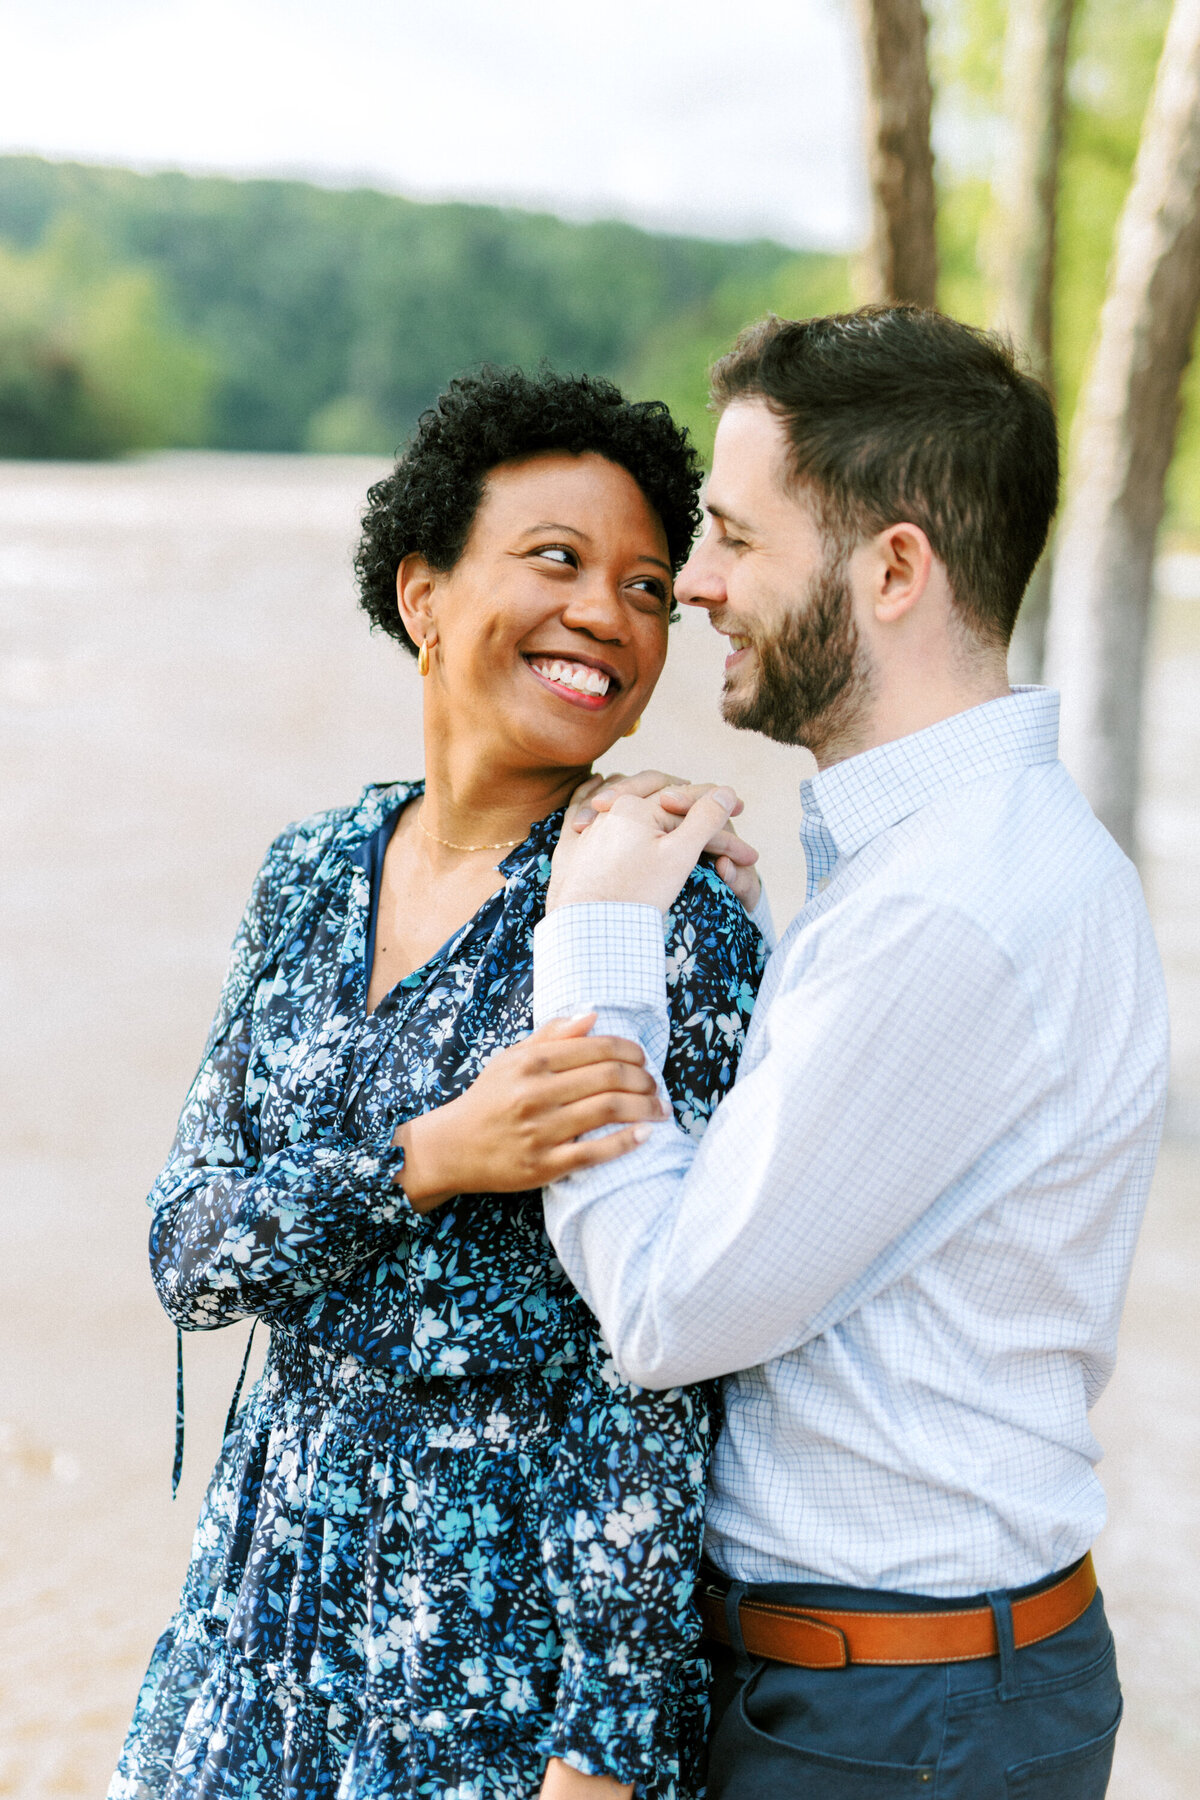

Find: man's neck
<box><xmin>815</xmin><ymin>667</ymin><xmax>1011</xmax><ymax>771</ymax></box>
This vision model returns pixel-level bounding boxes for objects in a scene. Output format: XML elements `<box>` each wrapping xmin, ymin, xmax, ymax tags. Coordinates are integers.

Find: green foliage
<box><xmin>625</xmin><ymin>253</ymin><xmax>853</xmax><ymax>462</ymax></box>
<box><xmin>1058</xmin><ymin>0</ymin><xmax>1200</xmax><ymax>535</ymax></box>
<box><xmin>927</xmin><ymin>0</ymin><xmax>1198</xmax><ymax>532</ymax></box>
<box><xmin>8</xmin><ymin>10</ymin><xmax>1193</xmax><ymax>509</ymax></box>
<box><xmin>0</xmin><ymin>158</ymin><xmax>822</xmax><ymax>461</ymax></box>
<box><xmin>0</xmin><ymin>218</ymin><xmax>212</xmax><ymax>457</ymax></box>
<box><xmin>1056</xmin><ymin>0</ymin><xmax>1172</xmax><ymax>423</ymax></box>
<box><xmin>933</xmin><ymin>177</ymin><xmax>992</xmax><ymax>327</ymax></box>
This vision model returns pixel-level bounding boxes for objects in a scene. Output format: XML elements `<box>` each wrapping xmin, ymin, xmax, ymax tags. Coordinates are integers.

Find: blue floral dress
<box><xmin>110</xmin><ymin>780</ymin><xmax>763</xmax><ymax>1800</ymax></box>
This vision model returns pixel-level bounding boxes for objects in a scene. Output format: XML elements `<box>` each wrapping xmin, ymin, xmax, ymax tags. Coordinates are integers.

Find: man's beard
<box><xmin>722</xmin><ymin>556</ymin><xmax>872</xmax><ymax>762</ymax></box>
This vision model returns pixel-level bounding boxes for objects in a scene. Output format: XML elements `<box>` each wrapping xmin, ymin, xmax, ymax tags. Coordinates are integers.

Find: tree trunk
<box><xmin>1044</xmin><ymin>0</ymin><xmax>1200</xmax><ymax>857</ymax></box>
<box><xmin>853</xmin><ymin>0</ymin><xmax>939</xmax><ymax>307</ymax></box>
<box><xmin>989</xmin><ymin>0</ymin><xmax>1077</xmax><ymax>683</ymax></box>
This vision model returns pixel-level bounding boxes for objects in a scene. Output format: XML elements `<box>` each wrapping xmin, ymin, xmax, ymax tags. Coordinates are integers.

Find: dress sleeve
<box><xmin>148</xmin><ymin>833</ymin><xmax>408</xmax><ymax>1332</ymax></box>
<box><xmin>538</xmin><ymin>868</ymin><xmax>763</xmax><ymax>1784</ymax></box>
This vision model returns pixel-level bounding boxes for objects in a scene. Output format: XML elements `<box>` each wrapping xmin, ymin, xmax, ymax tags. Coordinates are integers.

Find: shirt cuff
<box><xmin>533</xmin><ymin>903</ymin><xmax>666</xmax><ymax>1025</ymax></box>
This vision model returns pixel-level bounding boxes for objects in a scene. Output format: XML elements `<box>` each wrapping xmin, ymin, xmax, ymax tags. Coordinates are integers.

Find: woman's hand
<box><xmin>394</xmin><ymin>1015</ymin><xmax>667</xmax><ymax>1211</ymax></box>
<box><xmin>538</xmin><ymin>1757</ymin><xmax>633</xmax><ymax>1800</ymax></box>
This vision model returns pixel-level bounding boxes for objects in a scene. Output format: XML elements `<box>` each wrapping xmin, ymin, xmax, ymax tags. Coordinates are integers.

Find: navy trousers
<box><xmin>706</xmin><ymin>1562</ymin><xmax>1121</xmax><ymax>1798</ymax></box>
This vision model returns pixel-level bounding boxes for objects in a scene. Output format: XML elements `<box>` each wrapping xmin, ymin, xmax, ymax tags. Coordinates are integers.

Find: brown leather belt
<box><xmin>699</xmin><ymin>1553</ymin><xmax>1097</xmax><ymax>1669</ymax></box>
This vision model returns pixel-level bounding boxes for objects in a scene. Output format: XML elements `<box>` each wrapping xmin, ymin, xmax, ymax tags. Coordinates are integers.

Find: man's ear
<box><xmin>872</xmin><ymin>523</ymin><xmax>934</xmax><ymax>624</ymax></box>
<box><xmin>396</xmin><ymin>553</ymin><xmax>438</xmax><ymax>656</ymax></box>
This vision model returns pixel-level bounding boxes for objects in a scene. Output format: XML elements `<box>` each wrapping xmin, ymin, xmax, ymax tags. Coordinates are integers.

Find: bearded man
<box><xmin>521</xmin><ymin>308</ymin><xmax>1168</xmax><ymax>1797</ymax></box>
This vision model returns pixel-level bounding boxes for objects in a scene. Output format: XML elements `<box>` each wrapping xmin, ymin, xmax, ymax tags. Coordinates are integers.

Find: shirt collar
<box><xmin>800</xmin><ymin>687</ymin><xmax>1061</xmax><ymax>863</ymax></box>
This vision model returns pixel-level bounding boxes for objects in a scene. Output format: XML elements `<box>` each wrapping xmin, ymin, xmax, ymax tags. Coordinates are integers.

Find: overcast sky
<box><xmin>0</xmin><ymin>0</ymin><xmax>867</xmax><ymax>248</ymax></box>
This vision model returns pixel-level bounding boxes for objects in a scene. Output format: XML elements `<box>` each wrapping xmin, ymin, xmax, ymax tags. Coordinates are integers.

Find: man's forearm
<box><xmin>536</xmin><ymin>894</ymin><xmax>1048</xmax><ymax>1391</ymax></box>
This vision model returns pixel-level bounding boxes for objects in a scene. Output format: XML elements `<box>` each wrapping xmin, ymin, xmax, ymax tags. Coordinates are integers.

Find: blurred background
<box><xmin>0</xmin><ymin>1</ymin><xmax>1197</xmax><ymax>1795</ymax></box>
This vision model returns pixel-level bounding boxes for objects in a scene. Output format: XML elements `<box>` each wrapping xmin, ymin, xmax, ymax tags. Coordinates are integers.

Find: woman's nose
<box><xmin>561</xmin><ymin>576</ymin><xmax>628</xmax><ymax>638</ymax></box>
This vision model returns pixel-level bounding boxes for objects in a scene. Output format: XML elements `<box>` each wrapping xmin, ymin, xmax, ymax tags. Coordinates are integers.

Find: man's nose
<box><xmin>675</xmin><ymin>543</ymin><xmax>723</xmax><ymax>611</ymax></box>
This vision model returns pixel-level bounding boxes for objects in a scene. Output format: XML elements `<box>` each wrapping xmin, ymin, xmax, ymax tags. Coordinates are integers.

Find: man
<box><xmin>401</xmin><ymin>306</ymin><xmax>1168</xmax><ymax>1795</ymax></box>
<box><xmin>526</xmin><ymin>309</ymin><xmax>1168</xmax><ymax>1797</ymax></box>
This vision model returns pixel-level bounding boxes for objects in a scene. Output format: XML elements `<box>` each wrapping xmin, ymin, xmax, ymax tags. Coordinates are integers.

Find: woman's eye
<box><xmin>534</xmin><ymin>545</ymin><xmax>576</xmax><ymax>566</ymax></box>
<box><xmin>629</xmin><ymin>577</ymin><xmax>670</xmax><ymax>608</ymax></box>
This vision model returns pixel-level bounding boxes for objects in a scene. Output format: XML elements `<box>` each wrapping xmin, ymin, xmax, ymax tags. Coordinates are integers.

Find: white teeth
<box><xmin>530</xmin><ymin>657</ymin><xmax>611</xmax><ymax>696</ymax></box>
<box><xmin>728</xmin><ymin>635</ymin><xmax>751</xmax><ymax>651</ymax></box>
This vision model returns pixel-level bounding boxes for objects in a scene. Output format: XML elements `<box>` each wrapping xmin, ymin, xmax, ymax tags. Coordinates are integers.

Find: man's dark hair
<box><xmin>710</xmin><ymin>307</ymin><xmax>1059</xmax><ymax>646</ymax></box>
<box><xmin>355</xmin><ymin>366</ymin><xmax>703</xmax><ymax>652</ymax></box>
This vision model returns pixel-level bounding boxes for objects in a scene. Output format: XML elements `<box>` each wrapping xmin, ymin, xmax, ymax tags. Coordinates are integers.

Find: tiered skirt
<box><xmin>109</xmin><ymin>1333</ymin><xmax>706</xmax><ymax>1800</ymax></box>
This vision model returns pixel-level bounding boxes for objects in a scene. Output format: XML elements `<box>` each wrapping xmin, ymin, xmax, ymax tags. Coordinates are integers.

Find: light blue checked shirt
<box><xmin>533</xmin><ymin>690</ymin><xmax>1169</xmax><ymax>1595</ymax></box>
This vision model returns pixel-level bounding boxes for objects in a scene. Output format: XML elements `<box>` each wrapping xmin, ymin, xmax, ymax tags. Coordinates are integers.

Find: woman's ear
<box><xmin>873</xmin><ymin>523</ymin><xmax>934</xmax><ymax>624</ymax></box>
<box><xmin>396</xmin><ymin>553</ymin><xmax>438</xmax><ymax>657</ymax></box>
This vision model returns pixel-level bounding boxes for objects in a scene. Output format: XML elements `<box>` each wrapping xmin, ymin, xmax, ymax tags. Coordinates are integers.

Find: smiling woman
<box><xmin>109</xmin><ymin>367</ymin><xmax>766</xmax><ymax>1800</ymax></box>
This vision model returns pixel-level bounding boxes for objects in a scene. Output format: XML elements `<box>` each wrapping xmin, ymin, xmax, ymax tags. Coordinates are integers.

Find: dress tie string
<box><xmin>171</xmin><ymin>1319</ymin><xmax>258</xmax><ymax>1498</ymax></box>
<box><xmin>172</xmin><ymin>1327</ymin><xmax>185</xmax><ymax>1498</ymax></box>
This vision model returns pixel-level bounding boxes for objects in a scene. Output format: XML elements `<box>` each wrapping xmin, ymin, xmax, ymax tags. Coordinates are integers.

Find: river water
<box><xmin>1</xmin><ymin>454</ymin><xmax>1196</xmax><ymax>1796</ymax></box>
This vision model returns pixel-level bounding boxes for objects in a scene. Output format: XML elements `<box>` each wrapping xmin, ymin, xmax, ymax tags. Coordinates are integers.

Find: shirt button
<box><xmin>816</xmin><ymin>876</ymin><xmax>831</xmax><ymax>893</ymax></box>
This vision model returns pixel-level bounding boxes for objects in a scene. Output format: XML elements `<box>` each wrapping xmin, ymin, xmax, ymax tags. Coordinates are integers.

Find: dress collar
<box><xmin>800</xmin><ymin>687</ymin><xmax>1061</xmax><ymax>863</ymax></box>
<box><xmin>342</xmin><ymin>780</ymin><xmax>563</xmax><ymax>883</ymax></box>
<box><xmin>498</xmin><ymin>807</ymin><xmax>565</xmax><ymax>881</ymax></box>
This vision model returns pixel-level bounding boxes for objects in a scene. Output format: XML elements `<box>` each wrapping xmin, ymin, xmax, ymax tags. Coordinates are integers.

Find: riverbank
<box><xmin>2</xmin><ymin>454</ymin><xmax>1196</xmax><ymax>1795</ymax></box>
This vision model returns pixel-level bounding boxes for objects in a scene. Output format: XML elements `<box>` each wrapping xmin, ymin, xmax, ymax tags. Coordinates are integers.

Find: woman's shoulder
<box><xmin>665</xmin><ymin>860</ymin><xmax>767</xmax><ymax>985</ymax></box>
<box><xmin>261</xmin><ymin>779</ymin><xmax>422</xmax><ymax>878</ymax></box>
<box><xmin>662</xmin><ymin>863</ymin><xmax>765</xmax><ymax>1123</ymax></box>
<box><xmin>669</xmin><ymin>859</ymin><xmax>760</xmax><ymax>938</ymax></box>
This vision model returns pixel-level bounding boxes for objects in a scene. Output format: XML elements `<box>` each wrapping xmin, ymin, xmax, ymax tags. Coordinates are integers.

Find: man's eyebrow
<box><xmin>523</xmin><ymin>522</ymin><xmax>672</xmax><ymax>575</ymax></box>
<box><xmin>705</xmin><ymin>501</ymin><xmax>754</xmax><ymax>534</ymax></box>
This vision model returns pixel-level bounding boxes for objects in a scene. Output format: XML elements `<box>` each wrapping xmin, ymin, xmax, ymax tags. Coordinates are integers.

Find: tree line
<box><xmin>0</xmin><ymin>155</ymin><xmax>843</xmax><ymax>462</ymax></box>
<box><xmin>2</xmin><ymin>0</ymin><xmax>1196</xmax><ymax>854</ymax></box>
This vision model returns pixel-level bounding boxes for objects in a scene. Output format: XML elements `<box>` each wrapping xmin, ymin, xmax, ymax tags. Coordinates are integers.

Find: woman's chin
<box><xmin>506</xmin><ymin>707</ymin><xmax>626</xmax><ymax>769</ymax></box>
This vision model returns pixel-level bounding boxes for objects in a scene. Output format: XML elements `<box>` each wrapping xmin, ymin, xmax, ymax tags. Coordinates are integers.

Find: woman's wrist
<box><xmin>392</xmin><ymin>1106</ymin><xmax>460</xmax><ymax>1212</ymax></box>
<box><xmin>538</xmin><ymin>1757</ymin><xmax>632</xmax><ymax>1800</ymax></box>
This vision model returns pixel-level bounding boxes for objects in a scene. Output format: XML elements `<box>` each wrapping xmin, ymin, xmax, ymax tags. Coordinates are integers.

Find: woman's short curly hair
<box><xmin>355</xmin><ymin>366</ymin><xmax>703</xmax><ymax>652</ymax></box>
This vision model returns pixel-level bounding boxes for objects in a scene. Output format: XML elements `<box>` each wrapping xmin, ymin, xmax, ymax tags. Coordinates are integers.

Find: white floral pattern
<box><xmin>109</xmin><ymin>782</ymin><xmax>763</xmax><ymax>1800</ymax></box>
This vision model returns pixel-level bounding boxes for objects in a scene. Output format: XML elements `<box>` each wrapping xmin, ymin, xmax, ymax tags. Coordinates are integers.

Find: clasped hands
<box><xmin>396</xmin><ymin>771</ymin><xmax>755</xmax><ymax>1209</ymax></box>
<box><xmin>550</xmin><ymin>766</ymin><xmax>759</xmax><ymax>914</ymax></box>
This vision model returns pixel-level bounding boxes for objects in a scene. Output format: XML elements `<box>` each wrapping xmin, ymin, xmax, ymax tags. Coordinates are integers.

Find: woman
<box><xmin>111</xmin><ymin>369</ymin><xmax>765</xmax><ymax>1800</ymax></box>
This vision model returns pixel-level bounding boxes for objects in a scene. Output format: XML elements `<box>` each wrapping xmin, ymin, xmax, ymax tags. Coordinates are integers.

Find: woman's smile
<box><xmin>407</xmin><ymin>451</ymin><xmax>670</xmax><ymax>765</ymax></box>
<box><xmin>523</xmin><ymin>650</ymin><xmax>621</xmax><ymax>709</ymax></box>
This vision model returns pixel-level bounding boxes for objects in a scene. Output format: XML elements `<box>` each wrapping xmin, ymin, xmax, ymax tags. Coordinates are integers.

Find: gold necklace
<box><xmin>416</xmin><ymin>806</ymin><xmax>525</xmax><ymax>854</ymax></box>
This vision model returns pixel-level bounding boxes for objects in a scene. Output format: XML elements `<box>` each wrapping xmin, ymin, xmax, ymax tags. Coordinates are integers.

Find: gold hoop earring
<box><xmin>623</xmin><ymin>715</ymin><xmax>641</xmax><ymax>738</ymax></box>
<box><xmin>417</xmin><ymin>639</ymin><xmax>430</xmax><ymax>677</ymax></box>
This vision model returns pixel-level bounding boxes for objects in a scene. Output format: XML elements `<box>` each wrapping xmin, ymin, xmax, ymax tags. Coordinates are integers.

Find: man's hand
<box><xmin>547</xmin><ymin>781</ymin><xmax>742</xmax><ymax>915</ymax></box>
<box><xmin>395</xmin><ymin>1015</ymin><xmax>666</xmax><ymax>1210</ymax></box>
<box><xmin>568</xmin><ymin>772</ymin><xmax>761</xmax><ymax>912</ymax></box>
